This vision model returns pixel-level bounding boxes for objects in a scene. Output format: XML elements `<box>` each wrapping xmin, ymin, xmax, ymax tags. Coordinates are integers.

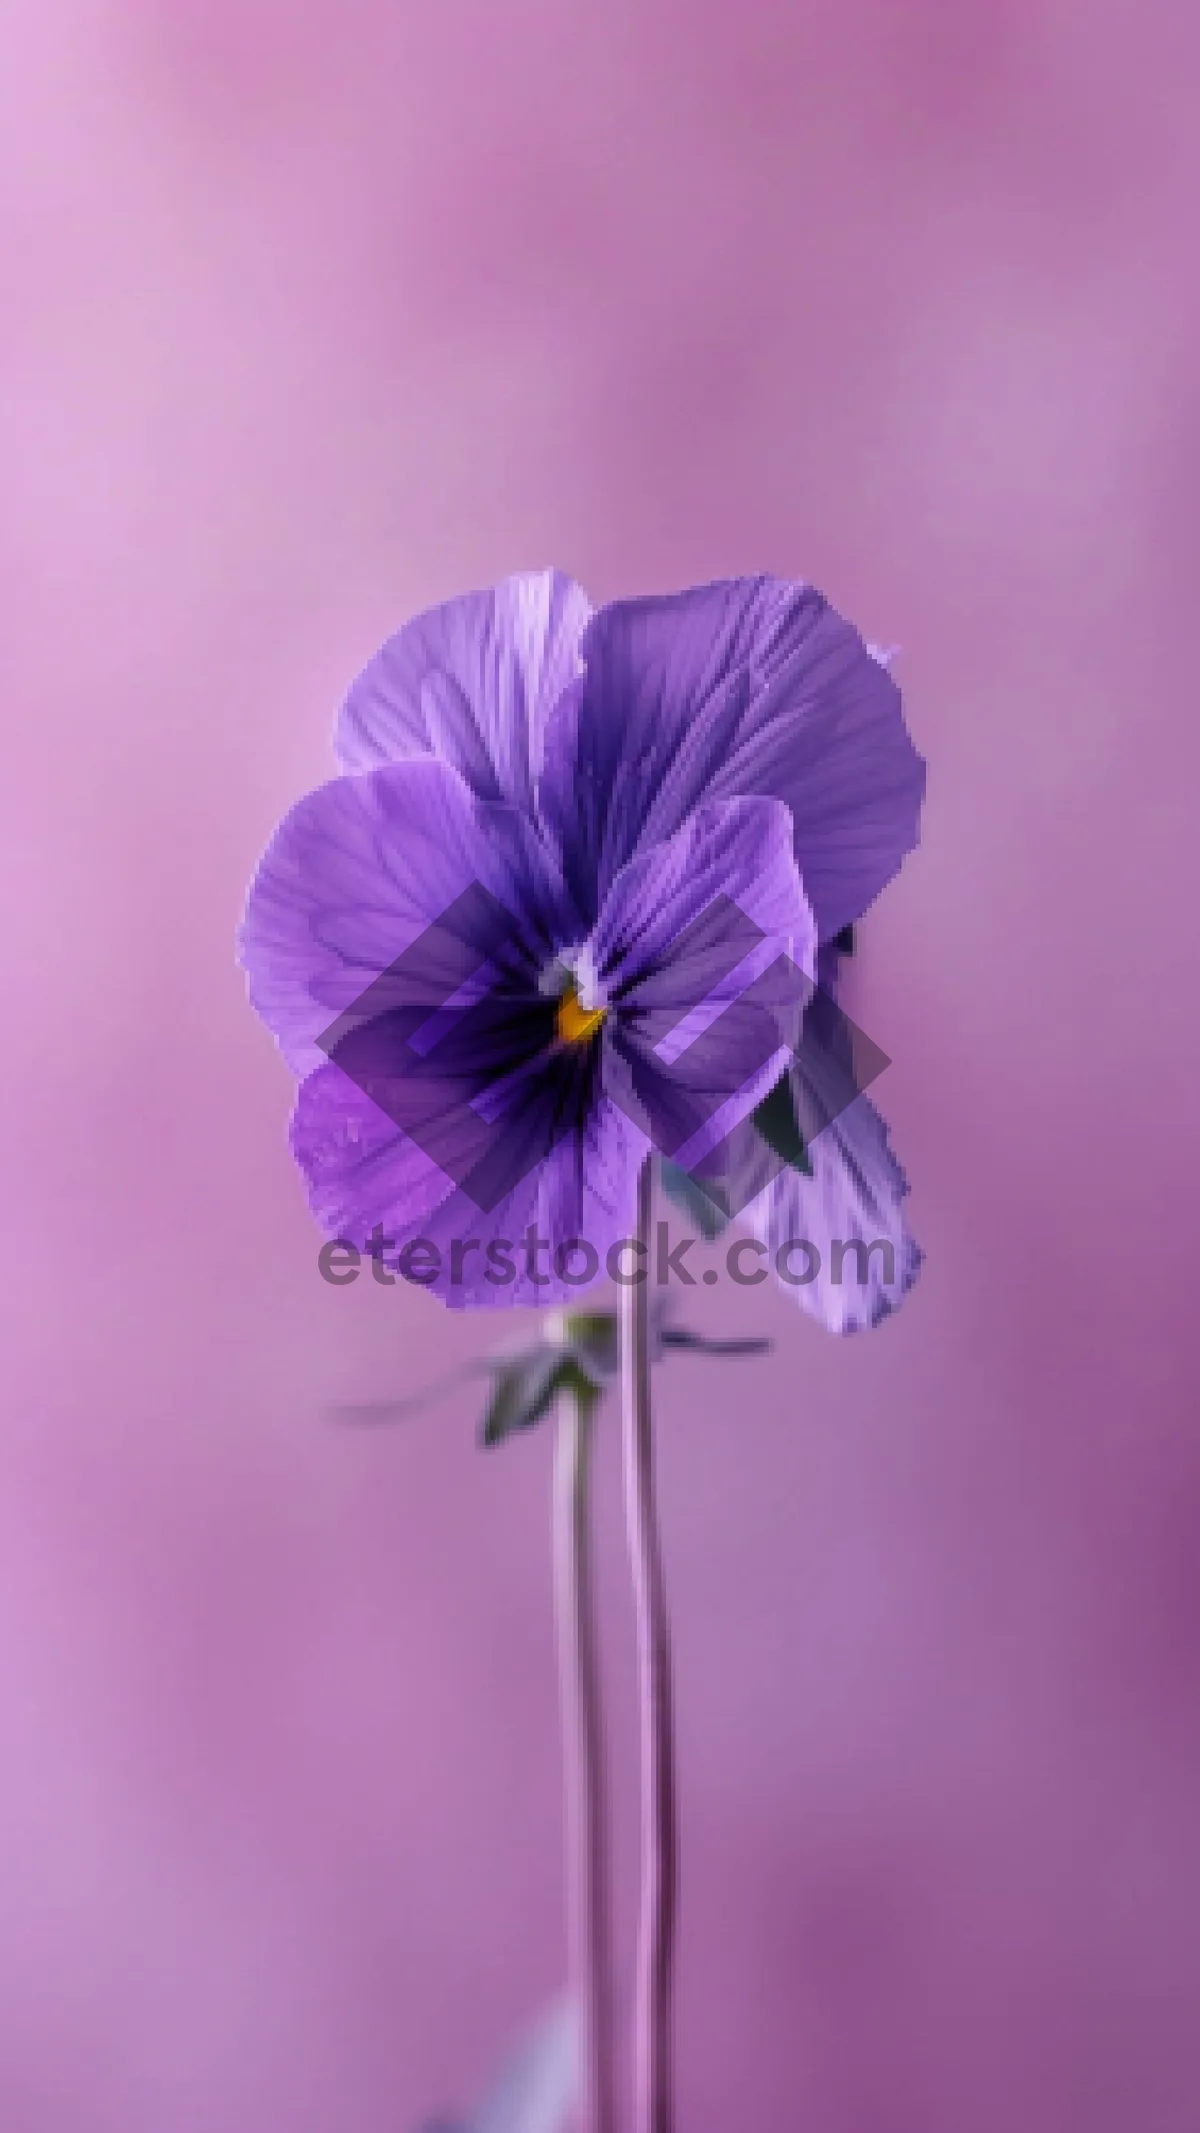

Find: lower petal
<box><xmin>742</xmin><ymin>1091</ymin><xmax>921</xmax><ymax>1334</ymax></box>
<box><xmin>293</xmin><ymin>1064</ymin><xmax>648</xmax><ymax>1311</ymax></box>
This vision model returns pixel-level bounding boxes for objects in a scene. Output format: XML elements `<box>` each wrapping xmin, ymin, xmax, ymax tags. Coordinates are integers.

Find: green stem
<box><xmin>553</xmin><ymin>1382</ymin><xmax>615</xmax><ymax>2133</ymax></box>
<box><xmin>621</xmin><ymin>1159</ymin><xmax>677</xmax><ymax>2133</ymax></box>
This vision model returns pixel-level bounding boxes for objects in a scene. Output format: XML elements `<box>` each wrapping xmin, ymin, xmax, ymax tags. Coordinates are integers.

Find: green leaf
<box><xmin>560</xmin><ymin>1311</ymin><xmax>619</xmax><ymax>1381</ymax></box>
<box><xmin>325</xmin><ymin>1362</ymin><xmax>480</xmax><ymax>1426</ymax></box>
<box><xmin>480</xmin><ymin>1348</ymin><xmax>597</xmax><ymax>1448</ymax></box>
<box><xmin>751</xmin><ymin>1072</ymin><xmax>813</xmax><ymax>1176</ymax></box>
<box><xmin>661</xmin><ymin>1328</ymin><xmax>772</xmax><ymax>1357</ymax></box>
<box><xmin>480</xmin><ymin>1346</ymin><xmax>563</xmax><ymax>1447</ymax></box>
<box><xmin>658</xmin><ymin>1158</ymin><xmax>731</xmax><ymax>1239</ymax></box>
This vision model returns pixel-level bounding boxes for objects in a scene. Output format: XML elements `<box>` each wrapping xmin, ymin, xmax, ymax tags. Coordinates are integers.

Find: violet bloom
<box><xmin>239</xmin><ymin>572</ymin><xmax>923</xmax><ymax>1321</ymax></box>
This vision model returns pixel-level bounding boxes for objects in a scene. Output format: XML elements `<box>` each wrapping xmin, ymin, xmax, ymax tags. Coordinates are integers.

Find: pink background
<box><xmin>3</xmin><ymin>5</ymin><xmax>1198</xmax><ymax>2128</ymax></box>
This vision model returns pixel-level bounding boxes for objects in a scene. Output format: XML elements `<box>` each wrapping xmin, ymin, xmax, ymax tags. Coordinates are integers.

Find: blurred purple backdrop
<box><xmin>3</xmin><ymin>5</ymin><xmax>1199</xmax><ymax>2128</ymax></box>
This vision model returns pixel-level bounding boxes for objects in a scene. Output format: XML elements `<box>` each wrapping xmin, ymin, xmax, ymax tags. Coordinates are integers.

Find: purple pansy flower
<box><xmin>239</xmin><ymin>570</ymin><xmax>923</xmax><ymax>1321</ymax></box>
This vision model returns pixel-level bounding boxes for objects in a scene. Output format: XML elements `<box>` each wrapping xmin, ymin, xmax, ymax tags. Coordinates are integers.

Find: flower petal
<box><xmin>538</xmin><ymin>576</ymin><xmax>924</xmax><ymax>938</ymax></box>
<box><xmin>238</xmin><ymin>758</ymin><xmax>567</xmax><ymax>1078</ymax></box>
<box><xmin>743</xmin><ymin>1088</ymin><xmax>921</xmax><ymax>1333</ymax></box>
<box><xmin>593</xmin><ymin>795</ymin><xmax>817</xmax><ymax>1172</ymax></box>
<box><xmin>292</xmin><ymin>1064</ymin><xmax>647</xmax><ymax>1311</ymax></box>
<box><xmin>293</xmin><ymin>1060</ymin><xmax>460</xmax><ymax>1238</ymax></box>
<box><xmin>592</xmin><ymin>793</ymin><xmax>816</xmax><ymax>999</ymax></box>
<box><xmin>336</xmin><ymin>570</ymin><xmax>592</xmax><ymax>813</ymax></box>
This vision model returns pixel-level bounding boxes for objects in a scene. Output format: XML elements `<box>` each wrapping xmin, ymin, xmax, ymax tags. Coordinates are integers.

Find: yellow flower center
<box><xmin>555</xmin><ymin>984</ymin><xmax>607</xmax><ymax>1046</ymax></box>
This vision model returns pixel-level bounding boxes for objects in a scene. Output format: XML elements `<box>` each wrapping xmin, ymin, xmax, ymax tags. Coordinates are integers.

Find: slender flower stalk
<box><xmin>553</xmin><ymin>1380</ymin><xmax>615</xmax><ymax>2133</ymax></box>
<box><xmin>621</xmin><ymin>1159</ymin><xmax>678</xmax><ymax>2133</ymax></box>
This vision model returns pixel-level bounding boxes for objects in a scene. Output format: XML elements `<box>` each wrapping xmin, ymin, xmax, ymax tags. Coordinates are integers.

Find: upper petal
<box><xmin>335</xmin><ymin>569</ymin><xmax>592</xmax><ymax>813</ymax></box>
<box><xmin>237</xmin><ymin>757</ymin><xmax>566</xmax><ymax>1078</ymax></box>
<box><xmin>538</xmin><ymin>576</ymin><xmax>924</xmax><ymax>938</ymax></box>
